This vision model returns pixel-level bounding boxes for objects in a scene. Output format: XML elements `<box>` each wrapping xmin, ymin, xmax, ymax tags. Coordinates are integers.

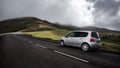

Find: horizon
<box><xmin>0</xmin><ymin>16</ymin><xmax>120</xmax><ymax>32</ymax></box>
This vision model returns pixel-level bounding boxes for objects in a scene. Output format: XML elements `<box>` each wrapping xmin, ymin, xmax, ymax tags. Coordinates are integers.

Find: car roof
<box><xmin>72</xmin><ymin>30</ymin><xmax>98</xmax><ymax>33</ymax></box>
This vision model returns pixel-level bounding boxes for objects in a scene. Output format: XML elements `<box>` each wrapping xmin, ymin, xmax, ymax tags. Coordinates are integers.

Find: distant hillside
<box><xmin>0</xmin><ymin>17</ymin><xmax>120</xmax><ymax>34</ymax></box>
<box><xmin>77</xmin><ymin>26</ymin><xmax>120</xmax><ymax>33</ymax></box>
<box><xmin>52</xmin><ymin>23</ymin><xmax>120</xmax><ymax>33</ymax></box>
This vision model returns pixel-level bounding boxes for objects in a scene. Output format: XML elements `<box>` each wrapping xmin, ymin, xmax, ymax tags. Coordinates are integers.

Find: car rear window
<box><xmin>75</xmin><ymin>32</ymin><xmax>88</xmax><ymax>37</ymax></box>
<box><xmin>91</xmin><ymin>32</ymin><xmax>99</xmax><ymax>38</ymax></box>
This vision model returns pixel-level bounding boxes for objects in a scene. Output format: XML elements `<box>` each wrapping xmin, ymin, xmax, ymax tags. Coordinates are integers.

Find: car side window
<box><xmin>75</xmin><ymin>32</ymin><xmax>81</xmax><ymax>37</ymax></box>
<box><xmin>75</xmin><ymin>32</ymin><xmax>88</xmax><ymax>37</ymax></box>
<box><xmin>66</xmin><ymin>32</ymin><xmax>75</xmax><ymax>37</ymax></box>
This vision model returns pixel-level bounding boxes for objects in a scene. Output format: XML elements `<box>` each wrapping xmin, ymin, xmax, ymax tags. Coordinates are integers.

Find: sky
<box><xmin>0</xmin><ymin>0</ymin><xmax>120</xmax><ymax>30</ymax></box>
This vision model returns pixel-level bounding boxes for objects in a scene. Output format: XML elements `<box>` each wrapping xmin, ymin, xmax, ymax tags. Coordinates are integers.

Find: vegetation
<box><xmin>101</xmin><ymin>41</ymin><xmax>120</xmax><ymax>52</ymax></box>
<box><xmin>100</xmin><ymin>33</ymin><xmax>120</xmax><ymax>44</ymax></box>
<box><xmin>24</xmin><ymin>29</ymin><xmax>69</xmax><ymax>41</ymax></box>
<box><xmin>99</xmin><ymin>33</ymin><xmax>120</xmax><ymax>52</ymax></box>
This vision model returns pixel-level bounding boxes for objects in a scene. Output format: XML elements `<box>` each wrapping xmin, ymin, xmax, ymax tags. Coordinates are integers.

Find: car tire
<box><xmin>81</xmin><ymin>44</ymin><xmax>90</xmax><ymax>51</ymax></box>
<box><xmin>60</xmin><ymin>40</ymin><xmax>65</xmax><ymax>46</ymax></box>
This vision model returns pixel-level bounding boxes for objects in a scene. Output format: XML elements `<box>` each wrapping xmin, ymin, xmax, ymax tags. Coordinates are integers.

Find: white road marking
<box><xmin>15</xmin><ymin>36</ymin><xmax>46</xmax><ymax>49</ymax></box>
<box><xmin>23</xmin><ymin>39</ymin><xmax>26</xmax><ymax>41</ymax></box>
<box><xmin>35</xmin><ymin>44</ymin><xmax>47</xmax><ymax>49</ymax></box>
<box><xmin>28</xmin><ymin>41</ymin><xmax>33</xmax><ymax>44</ymax></box>
<box><xmin>16</xmin><ymin>37</ymin><xmax>22</xmax><ymax>40</ymax></box>
<box><xmin>54</xmin><ymin>50</ymin><xmax>89</xmax><ymax>63</ymax></box>
<box><xmin>14</xmin><ymin>35</ymin><xmax>89</xmax><ymax>63</ymax></box>
<box><xmin>0</xmin><ymin>32</ymin><xmax>22</xmax><ymax>36</ymax></box>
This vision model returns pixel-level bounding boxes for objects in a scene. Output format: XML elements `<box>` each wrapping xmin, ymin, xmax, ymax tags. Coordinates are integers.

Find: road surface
<box><xmin>0</xmin><ymin>34</ymin><xmax>120</xmax><ymax>68</ymax></box>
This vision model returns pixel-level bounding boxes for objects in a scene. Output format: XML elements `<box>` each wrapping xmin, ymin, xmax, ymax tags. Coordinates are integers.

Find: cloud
<box><xmin>0</xmin><ymin>0</ymin><xmax>93</xmax><ymax>26</ymax></box>
<box><xmin>87</xmin><ymin>0</ymin><xmax>120</xmax><ymax>30</ymax></box>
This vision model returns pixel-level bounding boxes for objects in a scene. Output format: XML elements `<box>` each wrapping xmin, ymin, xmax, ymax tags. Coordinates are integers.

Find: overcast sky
<box><xmin>0</xmin><ymin>0</ymin><xmax>120</xmax><ymax>30</ymax></box>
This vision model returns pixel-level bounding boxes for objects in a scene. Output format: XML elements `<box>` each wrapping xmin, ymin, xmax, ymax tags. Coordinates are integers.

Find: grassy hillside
<box><xmin>24</xmin><ymin>29</ymin><xmax>69</xmax><ymax>41</ymax></box>
<box><xmin>0</xmin><ymin>17</ymin><xmax>40</xmax><ymax>33</ymax></box>
<box><xmin>20</xmin><ymin>21</ymin><xmax>56</xmax><ymax>32</ymax></box>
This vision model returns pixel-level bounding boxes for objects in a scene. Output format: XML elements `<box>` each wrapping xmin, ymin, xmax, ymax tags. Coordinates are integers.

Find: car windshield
<box><xmin>91</xmin><ymin>32</ymin><xmax>99</xmax><ymax>38</ymax></box>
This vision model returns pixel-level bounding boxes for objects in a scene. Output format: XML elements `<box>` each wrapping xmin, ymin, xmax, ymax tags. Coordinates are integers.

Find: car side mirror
<box><xmin>65</xmin><ymin>36</ymin><xmax>69</xmax><ymax>38</ymax></box>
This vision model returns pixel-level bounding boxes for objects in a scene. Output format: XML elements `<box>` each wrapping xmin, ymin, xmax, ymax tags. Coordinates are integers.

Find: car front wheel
<box><xmin>60</xmin><ymin>40</ymin><xmax>65</xmax><ymax>46</ymax></box>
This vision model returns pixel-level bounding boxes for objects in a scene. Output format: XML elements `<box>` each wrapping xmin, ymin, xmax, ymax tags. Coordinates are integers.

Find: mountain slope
<box><xmin>78</xmin><ymin>26</ymin><xmax>120</xmax><ymax>33</ymax></box>
<box><xmin>0</xmin><ymin>17</ymin><xmax>61</xmax><ymax>33</ymax></box>
<box><xmin>52</xmin><ymin>23</ymin><xmax>120</xmax><ymax>33</ymax></box>
<box><xmin>0</xmin><ymin>17</ymin><xmax>120</xmax><ymax>33</ymax></box>
<box><xmin>0</xmin><ymin>17</ymin><xmax>39</xmax><ymax>33</ymax></box>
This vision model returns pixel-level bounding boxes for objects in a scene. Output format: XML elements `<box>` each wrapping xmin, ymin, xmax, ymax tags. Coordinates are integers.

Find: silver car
<box><xmin>60</xmin><ymin>30</ymin><xmax>102</xmax><ymax>51</ymax></box>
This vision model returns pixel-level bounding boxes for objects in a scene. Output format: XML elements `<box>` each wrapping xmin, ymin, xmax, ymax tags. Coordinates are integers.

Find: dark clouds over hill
<box><xmin>0</xmin><ymin>0</ymin><xmax>120</xmax><ymax>31</ymax></box>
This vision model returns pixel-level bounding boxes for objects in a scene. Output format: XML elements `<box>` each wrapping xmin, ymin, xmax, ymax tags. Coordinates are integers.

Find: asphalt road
<box><xmin>0</xmin><ymin>34</ymin><xmax>120</xmax><ymax>68</ymax></box>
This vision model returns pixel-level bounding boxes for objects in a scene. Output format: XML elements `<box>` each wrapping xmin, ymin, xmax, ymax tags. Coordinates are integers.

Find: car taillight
<box><xmin>90</xmin><ymin>37</ymin><xmax>94</xmax><ymax>42</ymax></box>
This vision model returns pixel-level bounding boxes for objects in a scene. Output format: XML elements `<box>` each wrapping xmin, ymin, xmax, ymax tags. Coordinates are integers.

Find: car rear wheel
<box><xmin>82</xmin><ymin>44</ymin><xmax>90</xmax><ymax>51</ymax></box>
<box><xmin>60</xmin><ymin>40</ymin><xmax>65</xmax><ymax>46</ymax></box>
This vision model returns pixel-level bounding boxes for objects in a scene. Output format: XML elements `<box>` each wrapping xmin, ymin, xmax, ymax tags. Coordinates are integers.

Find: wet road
<box><xmin>0</xmin><ymin>34</ymin><xmax>120</xmax><ymax>68</ymax></box>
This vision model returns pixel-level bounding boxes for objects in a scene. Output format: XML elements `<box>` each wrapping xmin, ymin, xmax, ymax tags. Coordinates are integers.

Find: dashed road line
<box><xmin>15</xmin><ymin>35</ymin><xmax>90</xmax><ymax>64</ymax></box>
<box><xmin>22</xmin><ymin>39</ymin><xmax>26</xmax><ymax>41</ymax></box>
<box><xmin>54</xmin><ymin>50</ymin><xmax>89</xmax><ymax>63</ymax></box>
<box><xmin>35</xmin><ymin>44</ymin><xmax>47</xmax><ymax>49</ymax></box>
<box><xmin>27</xmin><ymin>41</ymin><xmax>33</xmax><ymax>44</ymax></box>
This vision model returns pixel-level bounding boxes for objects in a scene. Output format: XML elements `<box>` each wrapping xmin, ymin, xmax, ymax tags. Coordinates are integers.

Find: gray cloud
<box><xmin>0</xmin><ymin>0</ymin><xmax>120</xmax><ymax>30</ymax></box>
<box><xmin>0</xmin><ymin>0</ymin><xmax>72</xmax><ymax>23</ymax></box>
<box><xmin>0</xmin><ymin>0</ymin><xmax>93</xmax><ymax>26</ymax></box>
<box><xmin>87</xmin><ymin>0</ymin><xmax>120</xmax><ymax>30</ymax></box>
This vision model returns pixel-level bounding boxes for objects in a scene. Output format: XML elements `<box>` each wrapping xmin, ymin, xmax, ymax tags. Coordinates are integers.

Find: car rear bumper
<box><xmin>90</xmin><ymin>43</ymin><xmax>102</xmax><ymax>49</ymax></box>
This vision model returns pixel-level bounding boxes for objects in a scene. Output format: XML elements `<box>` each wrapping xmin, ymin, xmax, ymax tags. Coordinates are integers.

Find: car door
<box><xmin>71</xmin><ymin>32</ymin><xmax>82</xmax><ymax>47</ymax></box>
<box><xmin>72</xmin><ymin>32</ymin><xmax>89</xmax><ymax>47</ymax></box>
<box><xmin>64</xmin><ymin>32</ymin><xmax>75</xmax><ymax>46</ymax></box>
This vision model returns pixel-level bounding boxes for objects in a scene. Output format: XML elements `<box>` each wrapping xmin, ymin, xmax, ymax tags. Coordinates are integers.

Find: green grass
<box><xmin>101</xmin><ymin>41</ymin><xmax>120</xmax><ymax>52</ymax></box>
<box><xmin>24</xmin><ymin>29</ymin><xmax>69</xmax><ymax>41</ymax></box>
<box><xmin>24</xmin><ymin>29</ymin><xmax>120</xmax><ymax>53</ymax></box>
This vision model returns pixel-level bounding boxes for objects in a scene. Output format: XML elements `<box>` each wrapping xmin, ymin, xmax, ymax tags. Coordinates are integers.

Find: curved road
<box><xmin>0</xmin><ymin>34</ymin><xmax>120</xmax><ymax>68</ymax></box>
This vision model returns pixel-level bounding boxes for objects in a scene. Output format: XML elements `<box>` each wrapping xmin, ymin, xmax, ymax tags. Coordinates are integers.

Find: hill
<box><xmin>51</xmin><ymin>23</ymin><xmax>120</xmax><ymax>33</ymax></box>
<box><xmin>0</xmin><ymin>17</ymin><xmax>120</xmax><ymax>33</ymax></box>
<box><xmin>0</xmin><ymin>17</ymin><xmax>40</xmax><ymax>33</ymax></box>
<box><xmin>78</xmin><ymin>26</ymin><xmax>120</xmax><ymax>33</ymax></box>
